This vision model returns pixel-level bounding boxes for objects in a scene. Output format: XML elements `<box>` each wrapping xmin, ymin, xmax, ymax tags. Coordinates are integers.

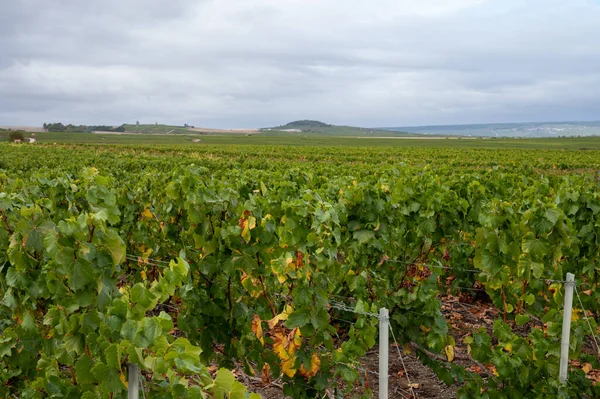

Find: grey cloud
<box><xmin>1</xmin><ymin>0</ymin><xmax>600</xmax><ymax>127</ymax></box>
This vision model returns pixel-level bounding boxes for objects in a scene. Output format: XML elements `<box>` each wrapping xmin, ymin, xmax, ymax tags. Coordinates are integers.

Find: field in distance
<box><xmin>4</xmin><ymin>128</ymin><xmax>600</xmax><ymax>149</ymax></box>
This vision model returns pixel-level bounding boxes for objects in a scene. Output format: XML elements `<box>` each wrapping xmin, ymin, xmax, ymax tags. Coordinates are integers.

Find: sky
<box><xmin>1</xmin><ymin>0</ymin><xmax>599</xmax><ymax>129</ymax></box>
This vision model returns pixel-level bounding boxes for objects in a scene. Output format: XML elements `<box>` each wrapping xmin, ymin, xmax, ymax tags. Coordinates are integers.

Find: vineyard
<box><xmin>1</xmin><ymin>143</ymin><xmax>600</xmax><ymax>398</ymax></box>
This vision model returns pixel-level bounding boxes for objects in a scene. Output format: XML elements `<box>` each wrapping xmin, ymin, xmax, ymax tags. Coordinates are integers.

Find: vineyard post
<box><xmin>559</xmin><ymin>273</ymin><xmax>575</xmax><ymax>384</ymax></box>
<box><xmin>379</xmin><ymin>308</ymin><xmax>389</xmax><ymax>399</ymax></box>
<box><xmin>128</xmin><ymin>363</ymin><xmax>139</xmax><ymax>399</ymax></box>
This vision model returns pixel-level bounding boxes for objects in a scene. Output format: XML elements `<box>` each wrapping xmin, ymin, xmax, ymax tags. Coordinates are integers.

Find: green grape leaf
<box><xmin>353</xmin><ymin>230</ymin><xmax>374</xmax><ymax>244</ymax></box>
<box><xmin>75</xmin><ymin>354</ymin><xmax>95</xmax><ymax>384</ymax></box>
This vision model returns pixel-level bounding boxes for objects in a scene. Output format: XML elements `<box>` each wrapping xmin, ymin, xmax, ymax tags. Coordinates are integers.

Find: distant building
<box><xmin>12</xmin><ymin>139</ymin><xmax>22</xmax><ymax>143</ymax></box>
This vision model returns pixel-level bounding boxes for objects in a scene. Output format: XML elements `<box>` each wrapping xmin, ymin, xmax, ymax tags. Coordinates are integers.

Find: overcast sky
<box><xmin>1</xmin><ymin>0</ymin><xmax>599</xmax><ymax>128</ymax></box>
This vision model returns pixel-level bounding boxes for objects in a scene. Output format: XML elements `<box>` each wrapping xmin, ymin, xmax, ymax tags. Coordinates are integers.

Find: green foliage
<box><xmin>1</xmin><ymin>143</ymin><xmax>600</xmax><ymax>398</ymax></box>
<box><xmin>42</xmin><ymin>122</ymin><xmax>124</xmax><ymax>133</ymax></box>
<box><xmin>8</xmin><ymin>131</ymin><xmax>24</xmax><ymax>142</ymax></box>
<box><xmin>0</xmin><ymin>167</ymin><xmax>258</xmax><ymax>398</ymax></box>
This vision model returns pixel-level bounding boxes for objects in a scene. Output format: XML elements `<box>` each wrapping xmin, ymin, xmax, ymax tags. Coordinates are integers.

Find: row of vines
<box><xmin>1</xmin><ymin>143</ymin><xmax>600</xmax><ymax>398</ymax></box>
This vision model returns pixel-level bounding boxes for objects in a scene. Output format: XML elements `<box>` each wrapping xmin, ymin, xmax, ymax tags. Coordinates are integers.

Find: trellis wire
<box><xmin>574</xmin><ymin>285</ymin><xmax>600</xmax><ymax>356</ymax></box>
<box><xmin>329</xmin><ymin>299</ymin><xmax>380</xmax><ymax>318</ymax></box>
<box><xmin>138</xmin><ymin>368</ymin><xmax>147</xmax><ymax>399</ymax></box>
<box><xmin>389</xmin><ymin>324</ymin><xmax>417</xmax><ymax>399</ymax></box>
<box><xmin>384</xmin><ymin>259</ymin><xmax>481</xmax><ymax>274</ymax></box>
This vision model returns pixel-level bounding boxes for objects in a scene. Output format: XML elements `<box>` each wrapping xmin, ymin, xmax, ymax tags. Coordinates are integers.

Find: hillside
<box><xmin>264</xmin><ymin>120</ymin><xmax>413</xmax><ymax>136</ymax></box>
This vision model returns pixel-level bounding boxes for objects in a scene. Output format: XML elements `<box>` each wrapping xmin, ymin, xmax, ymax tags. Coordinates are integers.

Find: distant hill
<box><xmin>381</xmin><ymin>121</ymin><xmax>600</xmax><ymax>138</ymax></box>
<box><xmin>277</xmin><ymin>120</ymin><xmax>333</xmax><ymax>129</ymax></box>
<box><xmin>264</xmin><ymin>120</ymin><xmax>413</xmax><ymax>137</ymax></box>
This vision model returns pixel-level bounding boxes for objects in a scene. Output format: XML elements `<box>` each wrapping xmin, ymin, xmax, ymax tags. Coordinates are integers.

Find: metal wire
<box><xmin>138</xmin><ymin>368</ymin><xmax>147</xmax><ymax>399</ymax></box>
<box><xmin>389</xmin><ymin>324</ymin><xmax>417</xmax><ymax>399</ymax></box>
<box><xmin>574</xmin><ymin>285</ymin><xmax>600</xmax><ymax>356</ymax></box>
<box><xmin>539</xmin><ymin>279</ymin><xmax>571</xmax><ymax>284</ymax></box>
<box><xmin>125</xmin><ymin>255</ymin><xmax>170</xmax><ymax>269</ymax></box>
<box><xmin>125</xmin><ymin>254</ymin><xmax>170</xmax><ymax>264</ymax></box>
<box><xmin>385</xmin><ymin>259</ymin><xmax>481</xmax><ymax>274</ymax></box>
<box><xmin>329</xmin><ymin>299</ymin><xmax>380</xmax><ymax>318</ymax></box>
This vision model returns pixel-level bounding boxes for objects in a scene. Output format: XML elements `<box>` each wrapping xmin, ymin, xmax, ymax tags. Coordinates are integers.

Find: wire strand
<box><xmin>385</xmin><ymin>259</ymin><xmax>481</xmax><ymax>274</ymax></box>
<box><xmin>389</xmin><ymin>324</ymin><xmax>417</xmax><ymax>399</ymax></box>
<box><xmin>574</xmin><ymin>285</ymin><xmax>600</xmax><ymax>356</ymax></box>
<box><xmin>138</xmin><ymin>368</ymin><xmax>147</xmax><ymax>399</ymax></box>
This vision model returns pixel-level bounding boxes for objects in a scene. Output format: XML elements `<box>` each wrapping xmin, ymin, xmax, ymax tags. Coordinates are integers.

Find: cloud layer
<box><xmin>1</xmin><ymin>0</ymin><xmax>599</xmax><ymax>128</ymax></box>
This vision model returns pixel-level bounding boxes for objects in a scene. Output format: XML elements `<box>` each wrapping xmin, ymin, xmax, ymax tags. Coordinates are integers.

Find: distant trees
<box><xmin>43</xmin><ymin>122</ymin><xmax>125</xmax><ymax>133</ymax></box>
<box><xmin>8</xmin><ymin>131</ymin><xmax>25</xmax><ymax>142</ymax></box>
<box><xmin>44</xmin><ymin>123</ymin><xmax>86</xmax><ymax>133</ymax></box>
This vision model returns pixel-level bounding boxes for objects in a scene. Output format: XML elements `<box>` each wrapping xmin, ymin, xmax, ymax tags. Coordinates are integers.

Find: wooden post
<box><xmin>559</xmin><ymin>273</ymin><xmax>575</xmax><ymax>384</ymax></box>
<box><xmin>379</xmin><ymin>308</ymin><xmax>389</xmax><ymax>399</ymax></box>
<box><xmin>129</xmin><ymin>363</ymin><xmax>139</xmax><ymax>399</ymax></box>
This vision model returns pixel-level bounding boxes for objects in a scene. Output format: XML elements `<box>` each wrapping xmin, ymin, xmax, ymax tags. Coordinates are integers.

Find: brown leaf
<box><xmin>250</xmin><ymin>314</ymin><xmax>264</xmax><ymax>345</ymax></box>
<box><xmin>451</xmin><ymin>311</ymin><xmax>464</xmax><ymax>320</ymax></box>
<box><xmin>583</xmin><ymin>363</ymin><xmax>593</xmax><ymax>374</ymax></box>
<box><xmin>261</xmin><ymin>364</ymin><xmax>271</xmax><ymax>384</ymax></box>
<box><xmin>378</xmin><ymin>255</ymin><xmax>390</xmax><ymax>266</ymax></box>
<box><xmin>467</xmin><ymin>365</ymin><xmax>482</xmax><ymax>374</ymax></box>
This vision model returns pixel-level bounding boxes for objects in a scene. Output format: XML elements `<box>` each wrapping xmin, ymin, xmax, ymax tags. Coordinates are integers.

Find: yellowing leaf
<box><xmin>445</xmin><ymin>345</ymin><xmax>455</xmax><ymax>362</ymax></box>
<box><xmin>487</xmin><ymin>365</ymin><xmax>499</xmax><ymax>377</ymax></box>
<box><xmin>140</xmin><ymin>270</ymin><xmax>147</xmax><ymax>281</ymax></box>
<box><xmin>240</xmin><ymin>220</ymin><xmax>251</xmax><ymax>242</ymax></box>
<box><xmin>281</xmin><ymin>357</ymin><xmax>297</xmax><ymax>378</ymax></box>
<box><xmin>299</xmin><ymin>354</ymin><xmax>321</xmax><ymax>378</ymax></box>
<box><xmin>241</xmin><ymin>273</ymin><xmax>262</xmax><ymax>298</ymax></box>
<box><xmin>290</xmin><ymin>327</ymin><xmax>302</xmax><ymax>351</ymax></box>
<box><xmin>273</xmin><ymin>327</ymin><xmax>302</xmax><ymax>360</ymax></box>
<box><xmin>267</xmin><ymin>305</ymin><xmax>294</xmax><ymax>329</ymax></box>
<box><xmin>250</xmin><ymin>314</ymin><xmax>264</xmax><ymax>345</ymax></box>
<box><xmin>141</xmin><ymin>208</ymin><xmax>154</xmax><ymax>219</ymax></box>
<box><xmin>120</xmin><ymin>371</ymin><xmax>128</xmax><ymax>387</ymax></box>
<box><xmin>273</xmin><ymin>331</ymin><xmax>289</xmax><ymax>359</ymax></box>
<box><xmin>583</xmin><ymin>363</ymin><xmax>593</xmax><ymax>374</ymax></box>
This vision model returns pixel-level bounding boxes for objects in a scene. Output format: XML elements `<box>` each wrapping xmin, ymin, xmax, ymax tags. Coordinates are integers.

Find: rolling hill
<box><xmin>263</xmin><ymin>120</ymin><xmax>413</xmax><ymax>136</ymax></box>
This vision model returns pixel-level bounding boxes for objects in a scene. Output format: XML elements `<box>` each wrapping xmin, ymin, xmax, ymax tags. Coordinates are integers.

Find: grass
<box><xmin>3</xmin><ymin>130</ymin><xmax>600</xmax><ymax>149</ymax></box>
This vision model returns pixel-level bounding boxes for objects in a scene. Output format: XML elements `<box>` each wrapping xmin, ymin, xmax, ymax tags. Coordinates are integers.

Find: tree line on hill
<box><xmin>43</xmin><ymin>123</ymin><xmax>125</xmax><ymax>133</ymax></box>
